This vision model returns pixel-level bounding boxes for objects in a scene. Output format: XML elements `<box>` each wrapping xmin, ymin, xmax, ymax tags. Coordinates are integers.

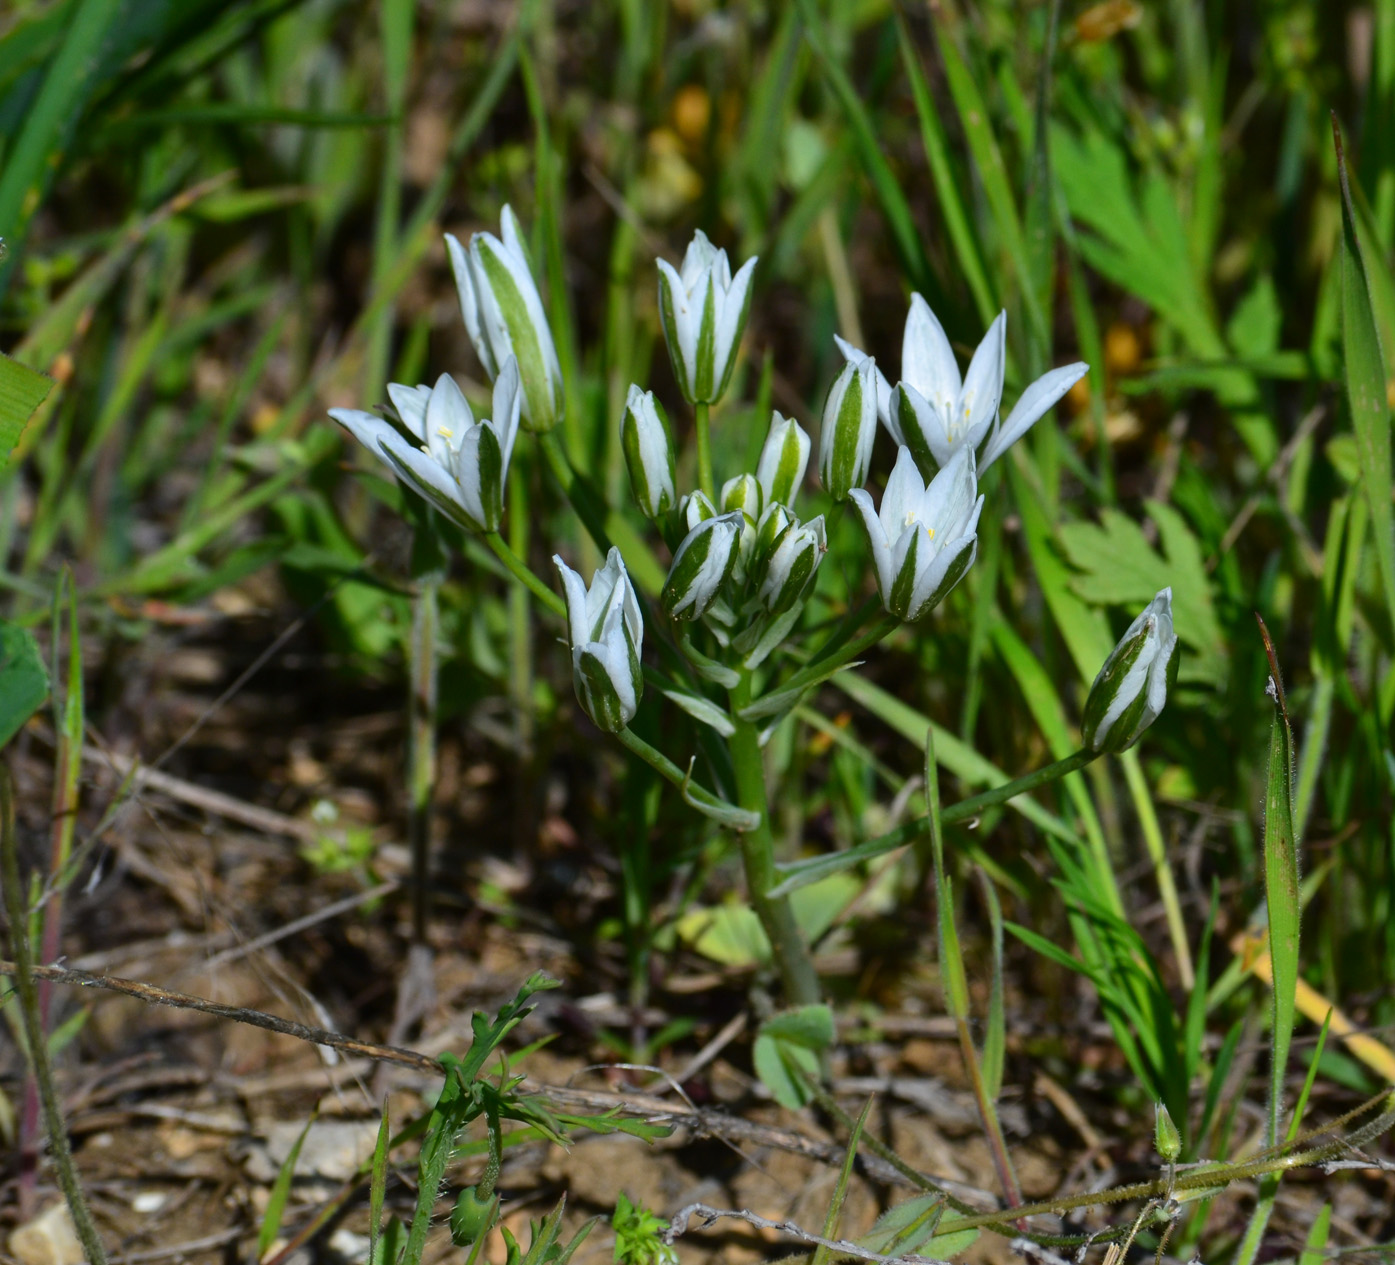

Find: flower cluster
<box><xmin>327</xmin><ymin>209</ymin><xmax>1176</xmax><ymax>756</ymax></box>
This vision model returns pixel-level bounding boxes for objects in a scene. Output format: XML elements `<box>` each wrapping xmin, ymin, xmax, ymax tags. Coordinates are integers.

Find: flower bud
<box><xmin>818</xmin><ymin>353</ymin><xmax>879</xmax><ymax>501</ymax></box>
<box><xmin>555</xmin><ymin>549</ymin><xmax>644</xmax><ymax>733</ymax></box>
<box><xmin>682</xmin><ymin>489</ymin><xmax>718</xmax><ymax>530</ymax></box>
<box><xmin>756</xmin><ymin>412</ymin><xmax>810</xmax><ymax>509</ymax></box>
<box><xmin>1081</xmin><ymin>589</ymin><xmax>1178</xmax><ymax>753</ymax></box>
<box><xmin>446</xmin><ymin>206</ymin><xmax>564</xmax><ymax>433</ymax></box>
<box><xmin>720</xmin><ymin>472</ymin><xmax>763</xmax><ymax>521</ymax></box>
<box><xmin>450</xmin><ymin>1187</ymin><xmax>496</xmax><ymax>1247</ymax></box>
<box><xmin>620</xmin><ymin>385</ymin><xmax>677</xmax><ymax>518</ymax></box>
<box><xmin>1154</xmin><ymin>1102</ymin><xmax>1182</xmax><ymax>1163</ymax></box>
<box><xmin>753</xmin><ymin>502</ymin><xmax>793</xmax><ymax>573</ymax></box>
<box><xmin>657</xmin><ymin>230</ymin><xmax>757</xmax><ymax>404</ymax></box>
<box><xmin>759</xmin><ymin>515</ymin><xmax>827</xmax><ymax>616</ymax></box>
<box><xmin>661</xmin><ymin>512</ymin><xmax>743</xmax><ymax>620</ymax></box>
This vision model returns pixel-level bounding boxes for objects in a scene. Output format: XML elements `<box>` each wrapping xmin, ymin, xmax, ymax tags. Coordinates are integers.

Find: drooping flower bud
<box><xmin>818</xmin><ymin>353</ymin><xmax>879</xmax><ymax>501</ymax></box>
<box><xmin>661</xmin><ymin>512</ymin><xmax>743</xmax><ymax>620</ymax></box>
<box><xmin>656</xmin><ymin>230</ymin><xmax>757</xmax><ymax>405</ymax></box>
<box><xmin>756</xmin><ymin>412</ymin><xmax>810</xmax><ymax>509</ymax></box>
<box><xmin>554</xmin><ymin>549</ymin><xmax>644</xmax><ymax>734</ymax></box>
<box><xmin>446</xmin><ymin>206</ymin><xmax>564</xmax><ymax>434</ymax></box>
<box><xmin>620</xmin><ymin>385</ymin><xmax>677</xmax><ymax>518</ymax></box>
<box><xmin>1081</xmin><ymin>589</ymin><xmax>1178</xmax><ymax>754</ymax></box>
<box><xmin>758</xmin><ymin>515</ymin><xmax>827</xmax><ymax>616</ymax></box>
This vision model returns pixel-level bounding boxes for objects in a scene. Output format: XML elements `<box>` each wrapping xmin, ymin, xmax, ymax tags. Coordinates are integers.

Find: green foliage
<box><xmin>0</xmin><ymin>620</ymin><xmax>47</xmax><ymax>747</ymax></box>
<box><xmin>753</xmin><ymin>1003</ymin><xmax>834</xmax><ymax>1109</ymax></box>
<box><xmin>611</xmin><ymin>1194</ymin><xmax>675</xmax><ymax>1265</ymax></box>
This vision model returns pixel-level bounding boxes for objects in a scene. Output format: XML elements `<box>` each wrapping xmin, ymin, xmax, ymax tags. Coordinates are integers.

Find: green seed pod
<box><xmin>450</xmin><ymin>1186</ymin><xmax>496</xmax><ymax>1247</ymax></box>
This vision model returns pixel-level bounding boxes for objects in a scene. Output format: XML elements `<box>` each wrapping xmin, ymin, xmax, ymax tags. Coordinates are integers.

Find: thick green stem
<box><xmin>506</xmin><ymin>466</ymin><xmax>534</xmax><ymax>753</ymax></box>
<box><xmin>728</xmin><ymin>676</ymin><xmax>822</xmax><ymax>1007</ymax></box>
<box><xmin>484</xmin><ymin>530</ymin><xmax>566</xmax><ymax>619</ymax></box>
<box><xmin>694</xmin><ymin>400</ymin><xmax>714</xmax><ymax>501</ymax></box>
<box><xmin>2</xmin><ymin>768</ymin><xmax>109</xmax><ymax>1265</ymax></box>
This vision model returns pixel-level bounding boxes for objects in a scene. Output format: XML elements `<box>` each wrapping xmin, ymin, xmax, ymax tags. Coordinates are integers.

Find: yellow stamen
<box><xmin>436</xmin><ymin>426</ymin><xmax>453</xmax><ymax>439</ymax></box>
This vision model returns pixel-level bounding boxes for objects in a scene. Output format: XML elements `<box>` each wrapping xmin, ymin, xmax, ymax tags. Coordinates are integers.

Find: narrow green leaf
<box><xmin>1262</xmin><ymin>698</ymin><xmax>1300</xmax><ymax>1145</ymax></box>
<box><xmin>811</xmin><ymin>1096</ymin><xmax>873</xmax><ymax>1265</ymax></box>
<box><xmin>1334</xmin><ymin>117</ymin><xmax>1395</xmax><ymax>670</ymax></box>
<box><xmin>979</xmin><ymin>871</ymin><xmax>1006</xmax><ymax>1101</ymax></box>
<box><xmin>368</xmin><ymin>1103</ymin><xmax>390</xmax><ymax>1265</ymax></box>
<box><xmin>258</xmin><ymin>1114</ymin><xmax>316</xmax><ymax>1260</ymax></box>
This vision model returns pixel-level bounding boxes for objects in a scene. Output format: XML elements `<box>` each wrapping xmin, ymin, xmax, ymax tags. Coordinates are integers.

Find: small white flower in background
<box><xmin>818</xmin><ymin>353</ymin><xmax>879</xmax><ymax>501</ymax></box>
<box><xmin>1081</xmin><ymin>588</ymin><xmax>1178</xmax><ymax>754</ymax></box>
<box><xmin>756</xmin><ymin>412</ymin><xmax>811</xmax><ymax>509</ymax></box>
<box><xmin>836</xmin><ymin>294</ymin><xmax>1087</xmax><ymax>474</ymax></box>
<box><xmin>554</xmin><ymin>548</ymin><xmax>644</xmax><ymax>734</ymax></box>
<box><xmin>446</xmin><ymin>205</ymin><xmax>564</xmax><ymax>433</ymax></box>
<box><xmin>330</xmin><ymin>357</ymin><xmax>523</xmax><ymax>534</ymax></box>
<box><xmin>661</xmin><ymin>511</ymin><xmax>743</xmax><ymax>620</ymax></box>
<box><xmin>850</xmin><ymin>445</ymin><xmax>984</xmax><ymax>622</ymax></box>
<box><xmin>758</xmin><ymin>514</ymin><xmax>827</xmax><ymax>616</ymax></box>
<box><xmin>621</xmin><ymin>386</ymin><xmax>677</xmax><ymax>518</ymax></box>
<box><xmin>657</xmin><ymin>230</ymin><xmax>757</xmax><ymax>405</ymax></box>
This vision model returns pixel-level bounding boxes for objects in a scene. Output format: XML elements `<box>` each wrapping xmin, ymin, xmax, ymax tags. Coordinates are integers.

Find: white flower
<box><xmin>330</xmin><ymin>358</ymin><xmax>522</xmax><ymax>533</ymax></box>
<box><xmin>657</xmin><ymin>230</ymin><xmax>757</xmax><ymax>404</ymax></box>
<box><xmin>849</xmin><ymin>445</ymin><xmax>984</xmax><ymax>622</ymax></box>
<box><xmin>755</xmin><ymin>412</ymin><xmax>811</xmax><ymax>509</ymax></box>
<box><xmin>661</xmin><ymin>512</ymin><xmax>743</xmax><ymax>620</ymax></box>
<box><xmin>446</xmin><ymin>206</ymin><xmax>564</xmax><ymax>433</ymax></box>
<box><xmin>818</xmin><ymin>353</ymin><xmax>879</xmax><ymax>501</ymax></box>
<box><xmin>554</xmin><ymin>548</ymin><xmax>644</xmax><ymax>733</ymax></box>
<box><xmin>621</xmin><ymin>386</ymin><xmax>676</xmax><ymax>518</ymax></box>
<box><xmin>836</xmin><ymin>295</ymin><xmax>1087</xmax><ymax>472</ymax></box>
<box><xmin>1081</xmin><ymin>589</ymin><xmax>1178</xmax><ymax>753</ymax></box>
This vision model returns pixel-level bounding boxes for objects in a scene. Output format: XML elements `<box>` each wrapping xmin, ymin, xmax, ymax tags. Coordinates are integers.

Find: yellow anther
<box><xmin>436</xmin><ymin>426</ymin><xmax>454</xmax><ymax>439</ymax></box>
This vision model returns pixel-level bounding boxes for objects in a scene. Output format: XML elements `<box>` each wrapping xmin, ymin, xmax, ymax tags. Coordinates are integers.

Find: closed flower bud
<box><xmin>753</xmin><ymin>502</ymin><xmax>793</xmax><ymax>574</ymax></box>
<box><xmin>621</xmin><ymin>385</ymin><xmax>677</xmax><ymax>517</ymax></box>
<box><xmin>657</xmin><ymin>230</ymin><xmax>757</xmax><ymax>404</ymax></box>
<box><xmin>850</xmin><ymin>446</ymin><xmax>983</xmax><ymax>622</ymax></box>
<box><xmin>1081</xmin><ymin>589</ymin><xmax>1178</xmax><ymax>753</ymax></box>
<box><xmin>819</xmin><ymin>354</ymin><xmax>879</xmax><ymax>501</ymax></box>
<box><xmin>555</xmin><ymin>548</ymin><xmax>644</xmax><ymax>734</ymax></box>
<box><xmin>1154</xmin><ymin>1102</ymin><xmax>1182</xmax><ymax>1163</ymax></box>
<box><xmin>682</xmin><ymin>489</ymin><xmax>718</xmax><ymax>530</ymax></box>
<box><xmin>446</xmin><ymin>206</ymin><xmax>564</xmax><ymax>433</ymax></box>
<box><xmin>661</xmin><ymin>512</ymin><xmax>743</xmax><ymax>620</ymax></box>
<box><xmin>720</xmin><ymin>472</ymin><xmax>763</xmax><ymax>521</ymax></box>
<box><xmin>331</xmin><ymin>358</ymin><xmax>523</xmax><ymax>534</ymax></box>
<box><xmin>759</xmin><ymin>515</ymin><xmax>827</xmax><ymax>616</ymax></box>
<box><xmin>756</xmin><ymin>412</ymin><xmax>810</xmax><ymax>509</ymax></box>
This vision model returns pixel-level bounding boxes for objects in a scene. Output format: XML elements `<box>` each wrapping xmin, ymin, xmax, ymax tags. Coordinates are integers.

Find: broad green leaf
<box><xmin>1057</xmin><ymin>503</ymin><xmax>1225</xmax><ymax>685</ymax></box>
<box><xmin>0</xmin><ymin>354</ymin><xmax>53</xmax><ymax>470</ymax></box>
<box><xmin>754</xmin><ymin>1004</ymin><xmax>832</xmax><ymax>1108</ymax></box>
<box><xmin>675</xmin><ymin>875</ymin><xmax>859</xmax><ymax>967</ymax></box>
<box><xmin>0</xmin><ymin>621</ymin><xmax>49</xmax><ymax>748</ymax></box>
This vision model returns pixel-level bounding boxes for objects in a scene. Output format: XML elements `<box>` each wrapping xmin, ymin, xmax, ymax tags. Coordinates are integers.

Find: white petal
<box><xmin>554</xmin><ymin>554</ymin><xmax>591</xmax><ymax>650</ymax></box>
<box><xmin>848</xmin><ymin>487</ymin><xmax>894</xmax><ymax>595</ymax></box>
<box><xmin>379</xmin><ymin>432</ymin><xmax>477</xmax><ymax>525</ymax></box>
<box><xmin>979</xmin><ymin>361</ymin><xmax>1089</xmax><ymax>471</ymax></box>
<box><xmin>908</xmin><ymin>530</ymin><xmax>977</xmax><ymax>619</ymax></box>
<box><xmin>681</xmin><ymin>230</ymin><xmax>718</xmax><ymax>288</ymax></box>
<box><xmin>898</xmin><ymin>382</ymin><xmax>950</xmax><ymax>464</ymax></box>
<box><xmin>657</xmin><ymin>257</ymin><xmax>706</xmax><ymax>393</ymax></box>
<box><xmin>957</xmin><ymin>311</ymin><xmax>1006</xmax><ymax>448</ymax></box>
<box><xmin>475</xmin><ymin>227</ymin><xmax>563</xmax><ymax>397</ymax></box>
<box><xmin>425</xmin><ymin>373</ymin><xmax>473</xmax><ymax>467</ymax></box>
<box><xmin>902</xmin><ymin>294</ymin><xmax>961</xmax><ymax>420</ymax></box>
<box><xmin>879</xmin><ymin>446</ymin><xmax>928</xmax><ymax>539</ymax></box>
<box><xmin>330</xmin><ymin>408</ymin><xmax>401</xmax><ymax>464</ymax></box>
<box><xmin>469</xmin><ymin>237</ymin><xmax>514</xmax><ymax>373</ymax></box>
<box><xmin>712</xmin><ymin>255</ymin><xmax>757</xmax><ymax>384</ymax></box>
<box><xmin>386</xmin><ymin>383</ymin><xmax>432</xmax><ymax>441</ymax></box>
<box><xmin>490</xmin><ymin>356</ymin><xmax>523</xmax><ymax>474</ymax></box>
<box><xmin>835</xmin><ymin>334</ymin><xmax>893</xmax><ymax>430</ymax></box>
<box><xmin>445</xmin><ymin>233</ymin><xmax>492</xmax><ymax>375</ymax></box>
<box><xmin>917</xmin><ymin>445</ymin><xmax>977</xmax><ymax>535</ymax></box>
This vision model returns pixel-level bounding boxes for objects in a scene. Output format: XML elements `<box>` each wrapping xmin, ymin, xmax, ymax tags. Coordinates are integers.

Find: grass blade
<box><xmin>1334</xmin><ymin>116</ymin><xmax>1395</xmax><ymax>682</ymax></box>
<box><xmin>258</xmin><ymin>1114</ymin><xmax>315</xmax><ymax>1260</ymax></box>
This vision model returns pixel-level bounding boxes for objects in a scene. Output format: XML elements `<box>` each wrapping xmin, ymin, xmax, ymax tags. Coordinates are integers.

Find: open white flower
<box><xmin>836</xmin><ymin>295</ymin><xmax>1087</xmax><ymax>473</ymax></box>
<box><xmin>1081</xmin><ymin>589</ymin><xmax>1178</xmax><ymax>753</ymax></box>
<box><xmin>849</xmin><ymin>445</ymin><xmax>984</xmax><ymax>622</ymax></box>
<box><xmin>330</xmin><ymin>358</ymin><xmax>522</xmax><ymax>534</ymax></box>
<box><xmin>554</xmin><ymin>548</ymin><xmax>644</xmax><ymax>733</ymax></box>
<box><xmin>657</xmin><ymin>231</ymin><xmax>757</xmax><ymax>404</ymax></box>
<box><xmin>446</xmin><ymin>206</ymin><xmax>564</xmax><ymax>433</ymax></box>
